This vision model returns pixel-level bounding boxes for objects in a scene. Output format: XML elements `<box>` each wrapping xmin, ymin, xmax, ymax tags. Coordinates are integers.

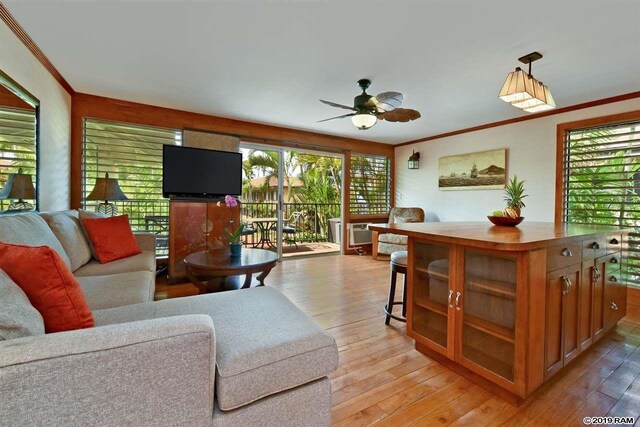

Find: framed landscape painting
<box><xmin>438</xmin><ymin>149</ymin><xmax>506</xmax><ymax>190</ymax></box>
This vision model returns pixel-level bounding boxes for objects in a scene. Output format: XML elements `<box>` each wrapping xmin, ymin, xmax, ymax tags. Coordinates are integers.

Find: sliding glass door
<box><xmin>239</xmin><ymin>143</ymin><xmax>343</xmax><ymax>259</ymax></box>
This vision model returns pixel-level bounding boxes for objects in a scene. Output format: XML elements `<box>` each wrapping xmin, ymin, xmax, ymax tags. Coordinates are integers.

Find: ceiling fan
<box><xmin>318</xmin><ymin>79</ymin><xmax>421</xmax><ymax>130</ymax></box>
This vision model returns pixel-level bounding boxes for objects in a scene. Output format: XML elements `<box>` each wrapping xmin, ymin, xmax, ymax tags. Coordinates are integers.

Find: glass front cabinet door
<box><xmin>410</xmin><ymin>241</ymin><xmax>453</xmax><ymax>358</ymax></box>
<box><xmin>409</xmin><ymin>241</ymin><xmax>521</xmax><ymax>391</ymax></box>
<box><xmin>458</xmin><ymin>250</ymin><xmax>518</xmax><ymax>387</ymax></box>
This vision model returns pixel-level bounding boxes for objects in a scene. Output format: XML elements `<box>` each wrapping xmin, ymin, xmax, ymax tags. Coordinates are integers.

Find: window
<box><xmin>82</xmin><ymin>119</ymin><xmax>181</xmax><ymax>256</ymax></box>
<box><xmin>349</xmin><ymin>154</ymin><xmax>391</xmax><ymax>215</ymax></box>
<box><xmin>0</xmin><ymin>70</ymin><xmax>38</xmax><ymax>212</ymax></box>
<box><xmin>562</xmin><ymin>119</ymin><xmax>640</xmax><ymax>286</ymax></box>
<box><xmin>0</xmin><ymin>106</ymin><xmax>38</xmax><ymax>211</ymax></box>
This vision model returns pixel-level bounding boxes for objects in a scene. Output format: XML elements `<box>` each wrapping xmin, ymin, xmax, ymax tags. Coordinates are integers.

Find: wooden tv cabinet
<box><xmin>369</xmin><ymin>222</ymin><xmax>630</xmax><ymax>404</ymax></box>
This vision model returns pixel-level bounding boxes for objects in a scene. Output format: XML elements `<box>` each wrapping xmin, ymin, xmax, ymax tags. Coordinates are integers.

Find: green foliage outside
<box><xmin>565</xmin><ymin>127</ymin><xmax>640</xmax><ymax>286</ymax></box>
<box><xmin>241</xmin><ymin>150</ymin><xmax>342</xmax><ymax>241</ymax></box>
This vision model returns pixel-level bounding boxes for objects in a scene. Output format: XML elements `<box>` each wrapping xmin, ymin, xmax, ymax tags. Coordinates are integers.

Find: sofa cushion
<box><xmin>0</xmin><ymin>269</ymin><xmax>45</xmax><ymax>340</ymax></box>
<box><xmin>77</xmin><ymin>271</ymin><xmax>155</xmax><ymax>311</ymax></box>
<box><xmin>379</xmin><ymin>233</ymin><xmax>408</xmax><ymax>245</ymax></box>
<box><xmin>81</xmin><ymin>215</ymin><xmax>142</xmax><ymax>263</ymax></box>
<box><xmin>74</xmin><ymin>250</ymin><xmax>156</xmax><ymax>277</ymax></box>
<box><xmin>91</xmin><ymin>287</ymin><xmax>338</xmax><ymax>411</ymax></box>
<box><xmin>40</xmin><ymin>210</ymin><xmax>93</xmax><ymax>271</ymax></box>
<box><xmin>0</xmin><ymin>242</ymin><xmax>94</xmax><ymax>333</ymax></box>
<box><xmin>0</xmin><ymin>212</ymin><xmax>72</xmax><ymax>269</ymax></box>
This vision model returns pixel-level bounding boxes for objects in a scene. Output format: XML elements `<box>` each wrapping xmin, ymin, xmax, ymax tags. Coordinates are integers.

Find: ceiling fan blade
<box><xmin>317</xmin><ymin>113</ymin><xmax>356</xmax><ymax>123</ymax></box>
<box><xmin>319</xmin><ymin>99</ymin><xmax>357</xmax><ymax>111</ymax></box>
<box><xmin>366</xmin><ymin>91</ymin><xmax>404</xmax><ymax>111</ymax></box>
<box><xmin>377</xmin><ymin>108</ymin><xmax>421</xmax><ymax>123</ymax></box>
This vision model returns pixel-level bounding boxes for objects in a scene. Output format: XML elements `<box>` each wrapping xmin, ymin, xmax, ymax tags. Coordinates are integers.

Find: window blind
<box><xmin>349</xmin><ymin>154</ymin><xmax>391</xmax><ymax>215</ymax></box>
<box><xmin>82</xmin><ymin>119</ymin><xmax>181</xmax><ymax>255</ymax></box>
<box><xmin>0</xmin><ymin>106</ymin><xmax>37</xmax><ymax>210</ymax></box>
<box><xmin>563</xmin><ymin>119</ymin><xmax>640</xmax><ymax>286</ymax></box>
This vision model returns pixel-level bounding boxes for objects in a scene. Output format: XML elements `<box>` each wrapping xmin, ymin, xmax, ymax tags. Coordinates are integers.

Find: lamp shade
<box><xmin>510</xmin><ymin>78</ymin><xmax>556</xmax><ymax>112</ymax></box>
<box><xmin>0</xmin><ymin>170</ymin><xmax>35</xmax><ymax>200</ymax></box>
<box><xmin>523</xmin><ymin>83</ymin><xmax>556</xmax><ymax>113</ymax></box>
<box><xmin>86</xmin><ymin>173</ymin><xmax>128</xmax><ymax>201</ymax></box>
<box><xmin>351</xmin><ymin>113</ymin><xmax>377</xmax><ymax>130</ymax></box>
<box><xmin>498</xmin><ymin>68</ymin><xmax>534</xmax><ymax>104</ymax></box>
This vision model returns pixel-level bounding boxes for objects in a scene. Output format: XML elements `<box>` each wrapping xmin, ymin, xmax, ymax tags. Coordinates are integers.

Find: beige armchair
<box><xmin>372</xmin><ymin>207</ymin><xmax>425</xmax><ymax>260</ymax></box>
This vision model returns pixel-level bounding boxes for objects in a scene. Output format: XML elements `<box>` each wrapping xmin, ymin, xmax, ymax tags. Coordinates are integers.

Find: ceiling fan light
<box><xmin>351</xmin><ymin>113</ymin><xmax>377</xmax><ymax>130</ymax></box>
<box><xmin>498</xmin><ymin>68</ymin><xmax>534</xmax><ymax>103</ymax></box>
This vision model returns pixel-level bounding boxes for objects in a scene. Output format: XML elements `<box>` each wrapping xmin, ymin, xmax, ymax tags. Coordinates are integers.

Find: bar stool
<box><xmin>385</xmin><ymin>250</ymin><xmax>407</xmax><ymax>324</ymax></box>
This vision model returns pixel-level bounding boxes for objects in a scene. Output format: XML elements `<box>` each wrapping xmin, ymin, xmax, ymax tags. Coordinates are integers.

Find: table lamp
<box><xmin>0</xmin><ymin>168</ymin><xmax>36</xmax><ymax>211</ymax></box>
<box><xmin>86</xmin><ymin>172</ymin><xmax>128</xmax><ymax>216</ymax></box>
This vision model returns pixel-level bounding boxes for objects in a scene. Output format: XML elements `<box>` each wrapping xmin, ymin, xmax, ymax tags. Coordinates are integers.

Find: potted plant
<box><xmin>219</xmin><ymin>195</ymin><xmax>244</xmax><ymax>256</ymax></box>
<box><xmin>226</xmin><ymin>223</ymin><xmax>245</xmax><ymax>257</ymax></box>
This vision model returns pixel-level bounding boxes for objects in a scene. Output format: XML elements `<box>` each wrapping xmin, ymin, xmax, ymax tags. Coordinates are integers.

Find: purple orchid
<box><xmin>225</xmin><ymin>195</ymin><xmax>238</xmax><ymax>208</ymax></box>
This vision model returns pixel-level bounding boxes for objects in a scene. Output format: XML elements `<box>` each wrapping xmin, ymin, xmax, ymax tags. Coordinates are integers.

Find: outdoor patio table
<box><xmin>249</xmin><ymin>217</ymin><xmax>278</xmax><ymax>248</ymax></box>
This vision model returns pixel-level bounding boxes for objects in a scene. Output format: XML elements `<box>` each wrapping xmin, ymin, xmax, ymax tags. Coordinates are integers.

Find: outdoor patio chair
<box><xmin>240</xmin><ymin>223</ymin><xmax>257</xmax><ymax>247</ymax></box>
<box><xmin>271</xmin><ymin>212</ymin><xmax>303</xmax><ymax>249</ymax></box>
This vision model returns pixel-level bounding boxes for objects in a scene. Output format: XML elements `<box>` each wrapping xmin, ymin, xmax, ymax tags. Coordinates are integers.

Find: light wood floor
<box><xmin>156</xmin><ymin>254</ymin><xmax>640</xmax><ymax>426</ymax></box>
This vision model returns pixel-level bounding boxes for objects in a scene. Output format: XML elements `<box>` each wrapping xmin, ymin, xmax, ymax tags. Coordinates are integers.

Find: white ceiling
<box><xmin>4</xmin><ymin>0</ymin><xmax>640</xmax><ymax>144</ymax></box>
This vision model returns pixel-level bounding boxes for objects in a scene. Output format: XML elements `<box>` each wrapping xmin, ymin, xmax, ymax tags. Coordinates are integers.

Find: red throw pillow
<box><xmin>81</xmin><ymin>215</ymin><xmax>142</xmax><ymax>263</ymax></box>
<box><xmin>0</xmin><ymin>242</ymin><xmax>94</xmax><ymax>333</ymax></box>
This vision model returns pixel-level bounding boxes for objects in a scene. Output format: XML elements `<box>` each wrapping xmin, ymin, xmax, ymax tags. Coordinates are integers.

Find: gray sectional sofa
<box><xmin>0</xmin><ymin>210</ymin><xmax>156</xmax><ymax>310</ymax></box>
<box><xmin>0</xmin><ymin>210</ymin><xmax>338</xmax><ymax>426</ymax></box>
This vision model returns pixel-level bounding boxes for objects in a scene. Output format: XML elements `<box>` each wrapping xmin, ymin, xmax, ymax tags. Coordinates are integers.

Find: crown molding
<box><xmin>0</xmin><ymin>3</ymin><xmax>74</xmax><ymax>95</ymax></box>
<box><xmin>396</xmin><ymin>91</ymin><xmax>640</xmax><ymax>147</ymax></box>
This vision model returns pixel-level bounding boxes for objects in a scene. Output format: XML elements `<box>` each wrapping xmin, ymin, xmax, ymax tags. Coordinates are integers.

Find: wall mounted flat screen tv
<box><xmin>163</xmin><ymin>145</ymin><xmax>242</xmax><ymax>198</ymax></box>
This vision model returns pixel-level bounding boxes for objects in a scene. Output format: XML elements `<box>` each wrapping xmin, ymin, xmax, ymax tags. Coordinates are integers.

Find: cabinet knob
<box><xmin>592</xmin><ymin>266</ymin><xmax>601</xmax><ymax>283</ymax></box>
<box><xmin>610</xmin><ymin>257</ymin><xmax>619</xmax><ymax>264</ymax></box>
<box><xmin>590</xmin><ymin>242</ymin><xmax>600</xmax><ymax>249</ymax></box>
<box><xmin>610</xmin><ymin>301</ymin><xmax>618</xmax><ymax>311</ymax></box>
<box><xmin>447</xmin><ymin>289</ymin><xmax>454</xmax><ymax>309</ymax></box>
<box><xmin>609</xmin><ymin>238</ymin><xmax>619</xmax><ymax>245</ymax></box>
<box><xmin>455</xmin><ymin>291</ymin><xmax>462</xmax><ymax>311</ymax></box>
<box><xmin>561</xmin><ymin>248</ymin><xmax>573</xmax><ymax>257</ymax></box>
<box><xmin>609</xmin><ymin>275</ymin><xmax>618</xmax><ymax>283</ymax></box>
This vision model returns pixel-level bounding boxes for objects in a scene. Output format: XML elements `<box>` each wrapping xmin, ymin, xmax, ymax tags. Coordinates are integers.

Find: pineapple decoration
<box><xmin>502</xmin><ymin>175</ymin><xmax>528</xmax><ymax>218</ymax></box>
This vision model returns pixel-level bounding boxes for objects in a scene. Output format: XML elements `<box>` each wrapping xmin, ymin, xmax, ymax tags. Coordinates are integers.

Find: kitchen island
<box><xmin>369</xmin><ymin>221</ymin><xmax>630</xmax><ymax>404</ymax></box>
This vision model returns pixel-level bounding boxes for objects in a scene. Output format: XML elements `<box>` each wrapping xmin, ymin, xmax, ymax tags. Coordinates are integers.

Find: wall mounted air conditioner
<box><xmin>348</xmin><ymin>223</ymin><xmax>372</xmax><ymax>246</ymax></box>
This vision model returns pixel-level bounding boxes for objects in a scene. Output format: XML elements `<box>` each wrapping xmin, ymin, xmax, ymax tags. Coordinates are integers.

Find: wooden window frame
<box><xmin>554</xmin><ymin>109</ymin><xmax>640</xmax><ymax>224</ymax></box>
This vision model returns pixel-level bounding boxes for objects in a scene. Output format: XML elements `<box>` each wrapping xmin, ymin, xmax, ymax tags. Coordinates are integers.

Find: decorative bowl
<box><xmin>487</xmin><ymin>216</ymin><xmax>524</xmax><ymax>227</ymax></box>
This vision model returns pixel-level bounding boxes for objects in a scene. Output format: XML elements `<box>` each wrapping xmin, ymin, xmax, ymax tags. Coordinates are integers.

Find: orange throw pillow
<box><xmin>81</xmin><ymin>215</ymin><xmax>142</xmax><ymax>264</ymax></box>
<box><xmin>0</xmin><ymin>242</ymin><xmax>94</xmax><ymax>333</ymax></box>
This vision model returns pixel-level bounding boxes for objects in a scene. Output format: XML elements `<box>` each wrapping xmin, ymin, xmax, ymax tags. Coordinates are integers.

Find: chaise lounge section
<box><xmin>0</xmin><ymin>210</ymin><xmax>339</xmax><ymax>426</ymax></box>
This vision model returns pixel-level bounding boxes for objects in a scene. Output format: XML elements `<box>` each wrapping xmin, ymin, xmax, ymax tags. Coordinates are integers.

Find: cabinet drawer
<box><xmin>547</xmin><ymin>243</ymin><xmax>580</xmax><ymax>271</ymax></box>
<box><xmin>606</xmin><ymin>233</ymin><xmax>623</xmax><ymax>254</ymax></box>
<box><xmin>582</xmin><ymin>237</ymin><xmax>606</xmax><ymax>261</ymax></box>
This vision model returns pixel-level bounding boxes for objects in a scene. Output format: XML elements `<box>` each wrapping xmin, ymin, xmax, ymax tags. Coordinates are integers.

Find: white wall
<box><xmin>0</xmin><ymin>20</ymin><xmax>72</xmax><ymax>210</ymax></box>
<box><xmin>395</xmin><ymin>98</ymin><xmax>640</xmax><ymax>222</ymax></box>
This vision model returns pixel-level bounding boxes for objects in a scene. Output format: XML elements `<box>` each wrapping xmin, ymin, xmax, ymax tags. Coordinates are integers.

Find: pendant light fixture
<box><xmin>499</xmin><ymin>52</ymin><xmax>555</xmax><ymax>113</ymax></box>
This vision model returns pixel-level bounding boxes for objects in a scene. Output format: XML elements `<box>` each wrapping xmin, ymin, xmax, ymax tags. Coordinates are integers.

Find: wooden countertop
<box><xmin>368</xmin><ymin>221</ymin><xmax>631</xmax><ymax>251</ymax></box>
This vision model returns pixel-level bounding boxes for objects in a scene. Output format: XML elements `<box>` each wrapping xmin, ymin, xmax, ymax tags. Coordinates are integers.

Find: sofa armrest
<box><xmin>0</xmin><ymin>315</ymin><xmax>215</xmax><ymax>427</ymax></box>
<box><xmin>134</xmin><ymin>232</ymin><xmax>156</xmax><ymax>252</ymax></box>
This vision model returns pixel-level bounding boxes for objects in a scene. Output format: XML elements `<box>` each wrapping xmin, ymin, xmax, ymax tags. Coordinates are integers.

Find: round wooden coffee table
<box><xmin>184</xmin><ymin>248</ymin><xmax>279</xmax><ymax>294</ymax></box>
